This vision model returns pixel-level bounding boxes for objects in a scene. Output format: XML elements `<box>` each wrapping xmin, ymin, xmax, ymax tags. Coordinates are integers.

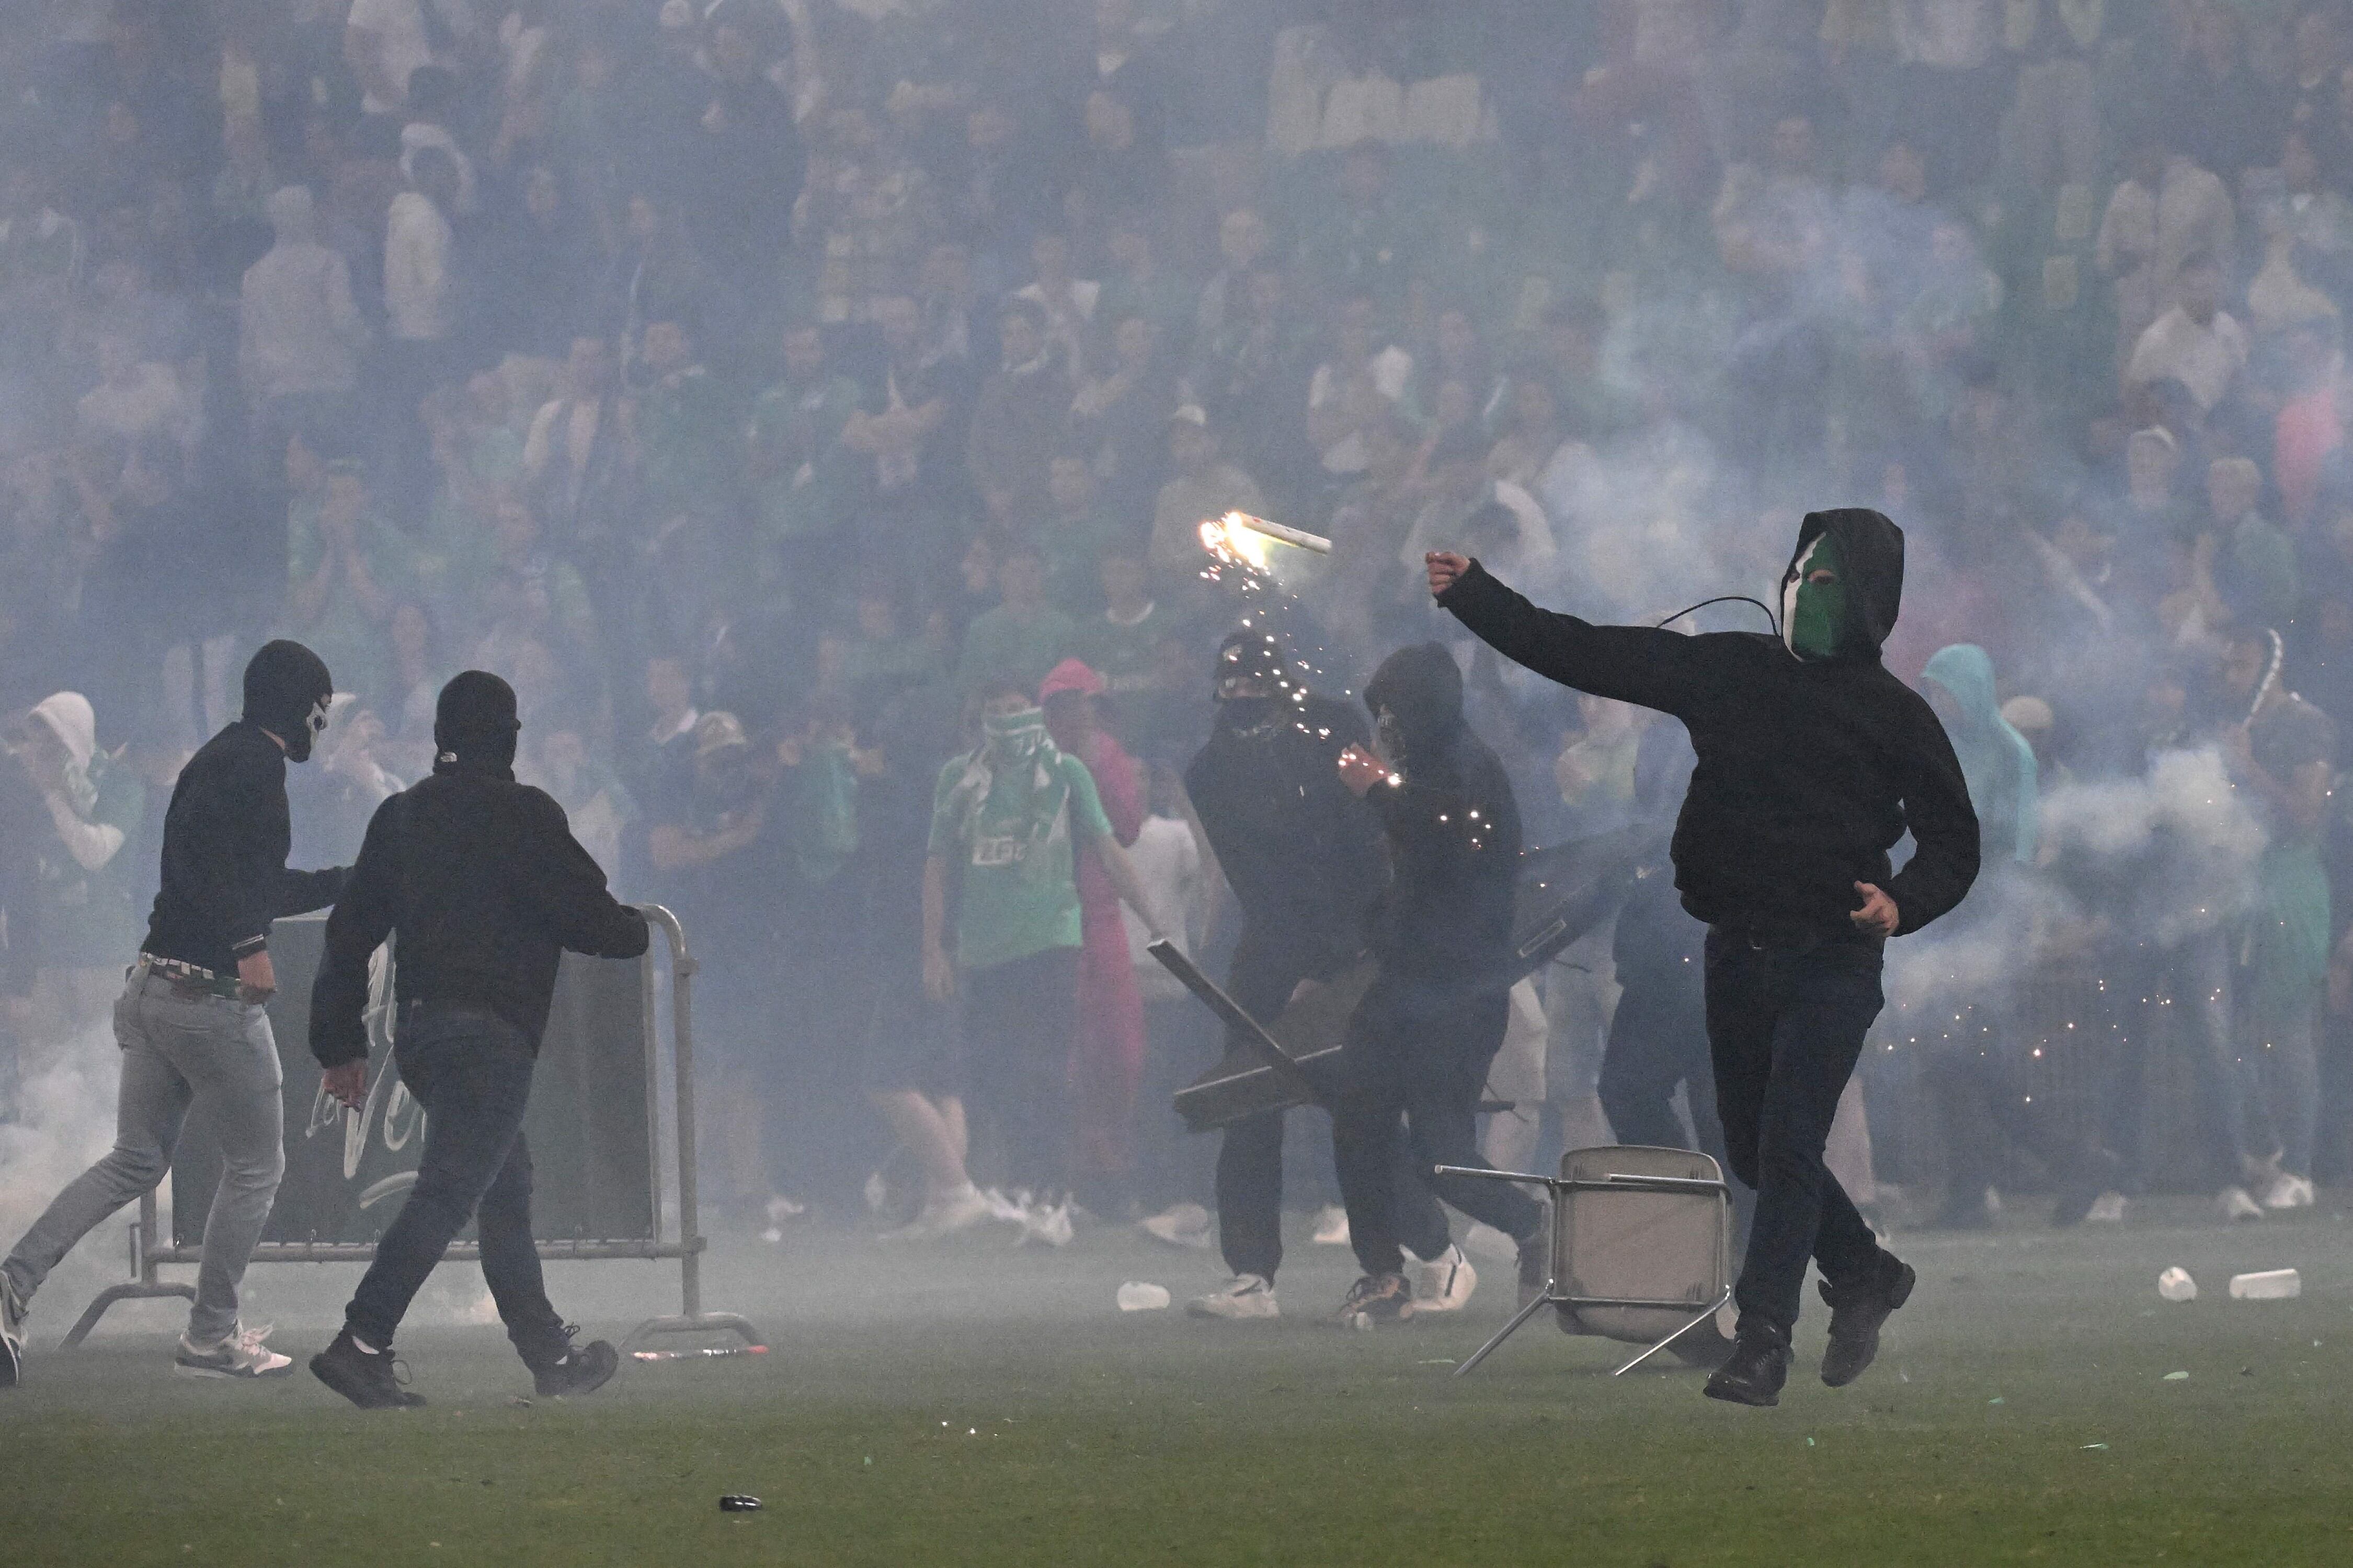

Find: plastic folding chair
<box><xmin>1438</xmin><ymin>1144</ymin><xmax>1733</xmax><ymax>1378</ymax></box>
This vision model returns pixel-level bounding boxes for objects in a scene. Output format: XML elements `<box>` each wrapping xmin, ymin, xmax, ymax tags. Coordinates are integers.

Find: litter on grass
<box><xmin>1117</xmin><ymin>1282</ymin><xmax>1171</xmax><ymax>1311</ymax></box>
<box><xmin>2157</xmin><ymin>1266</ymin><xmax>2197</xmax><ymax>1302</ymax></box>
<box><xmin>2081</xmin><ymin>1444</ymin><xmax>2109</xmax><ymax>1451</ymax></box>
<box><xmin>2228</xmin><ymin>1268</ymin><xmax>2300</xmax><ymax>1300</ymax></box>
<box><xmin>2163</xmin><ymin>1370</ymin><xmax>2189</xmax><ymax>1381</ymax></box>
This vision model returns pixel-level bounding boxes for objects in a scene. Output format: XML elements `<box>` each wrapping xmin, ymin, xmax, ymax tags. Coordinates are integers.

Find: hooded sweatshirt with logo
<box><xmin>1438</xmin><ymin>508</ymin><xmax>1979</xmax><ymax>943</ymax></box>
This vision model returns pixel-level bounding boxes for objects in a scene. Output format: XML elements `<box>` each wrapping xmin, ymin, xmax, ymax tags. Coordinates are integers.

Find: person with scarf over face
<box><xmin>1429</xmin><ymin>508</ymin><xmax>1979</xmax><ymax>1406</ymax></box>
<box><xmin>2</xmin><ymin>642</ymin><xmax>349</xmax><ymax>1390</ymax></box>
<box><xmin>922</xmin><ymin>681</ymin><xmax>1162</xmax><ymax>1245</ymax></box>
<box><xmin>1324</xmin><ymin>643</ymin><xmax>1552</xmax><ymax>1329</ymax></box>
<box><xmin>306</xmin><ymin>671</ymin><xmax>650</xmax><ymax>1409</ymax></box>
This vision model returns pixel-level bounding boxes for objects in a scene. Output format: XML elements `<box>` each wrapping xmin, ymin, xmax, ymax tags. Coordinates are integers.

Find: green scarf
<box><xmin>944</xmin><ymin>707</ymin><xmax>1071</xmax><ymax>875</ymax></box>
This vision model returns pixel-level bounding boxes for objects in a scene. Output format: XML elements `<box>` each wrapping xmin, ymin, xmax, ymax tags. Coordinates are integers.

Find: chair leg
<box><xmin>1610</xmin><ymin>1289</ymin><xmax>1734</xmax><ymax>1377</ymax></box>
<box><xmin>1452</xmin><ymin>1288</ymin><xmax>1555</xmax><ymax>1378</ymax></box>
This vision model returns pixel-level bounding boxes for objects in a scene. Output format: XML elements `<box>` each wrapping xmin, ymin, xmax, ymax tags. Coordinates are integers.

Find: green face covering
<box><xmin>1783</xmin><ymin>533</ymin><xmax>1848</xmax><ymax>661</ymax></box>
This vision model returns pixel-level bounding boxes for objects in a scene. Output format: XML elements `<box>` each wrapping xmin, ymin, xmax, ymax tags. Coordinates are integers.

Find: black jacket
<box><xmin>1185</xmin><ymin>692</ymin><xmax>1386</xmax><ymax>965</ymax></box>
<box><xmin>310</xmin><ymin>757</ymin><xmax>649</xmax><ymax>1067</ymax></box>
<box><xmin>1440</xmin><ymin>508</ymin><xmax>1979</xmax><ymax>943</ymax></box>
<box><xmin>143</xmin><ymin>720</ymin><xmax>346</xmax><ymax>974</ymax></box>
<box><xmin>1360</xmin><ymin>644</ymin><xmax>1523</xmax><ymax>985</ymax></box>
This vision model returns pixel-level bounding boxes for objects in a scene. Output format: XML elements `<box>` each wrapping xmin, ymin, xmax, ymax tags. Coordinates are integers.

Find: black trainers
<box><xmin>1703</xmin><ymin>1319</ymin><xmax>1791</xmax><ymax>1406</ymax></box>
<box><xmin>1819</xmin><ymin>1252</ymin><xmax>1915</xmax><ymax>1388</ymax></box>
<box><xmin>529</xmin><ymin>1326</ymin><xmax>620</xmax><ymax>1398</ymax></box>
<box><xmin>1329</xmin><ymin>1273</ymin><xmax>1413</xmax><ymax>1329</ymax></box>
<box><xmin>310</xmin><ymin>1327</ymin><xmax>426</xmax><ymax>1410</ymax></box>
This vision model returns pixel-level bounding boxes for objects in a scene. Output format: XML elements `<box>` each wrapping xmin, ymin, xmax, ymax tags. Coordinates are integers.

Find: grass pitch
<box><xmin>9</xmin><ymin>1201</ymin><xmax>2353</xmax><ymax>1566</ymax></box>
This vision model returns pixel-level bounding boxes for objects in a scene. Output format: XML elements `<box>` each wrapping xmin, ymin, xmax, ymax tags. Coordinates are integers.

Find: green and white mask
<box><xmin>1782</xmin><ymin>532</ymin><xmax>1848</xmax><ymax>661</ymax></box>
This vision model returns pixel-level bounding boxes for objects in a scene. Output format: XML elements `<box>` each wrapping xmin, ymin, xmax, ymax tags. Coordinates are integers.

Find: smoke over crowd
<box><xmin>4</xmin><ymin>0</ymin><xmax>2353</xmax><ymax>1261</ymax></box>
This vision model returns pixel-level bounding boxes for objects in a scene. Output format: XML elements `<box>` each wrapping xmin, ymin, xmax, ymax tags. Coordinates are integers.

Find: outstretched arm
<box><xmin>1430</xmin><ymin>555</ymin><xmax>1710</xmax><ymax>718</ymax></box>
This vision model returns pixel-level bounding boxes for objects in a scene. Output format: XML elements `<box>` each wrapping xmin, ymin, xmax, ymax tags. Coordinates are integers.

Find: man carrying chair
<box><xmin>1427</xmin><ymin>509</ymin><xmax>1977</xmax><ymax>1406</ymax></box>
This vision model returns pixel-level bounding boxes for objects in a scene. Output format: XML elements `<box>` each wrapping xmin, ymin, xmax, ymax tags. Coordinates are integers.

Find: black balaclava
<box><xmin>1213</xmin><ymin>628</ymin><xmax>1303</xmax><ymax>731</ymax></box>
<box><xmin>1363</xmin><ymin>642</ymin><xmax>1464</xmax><ymax>766</ymax></box>
<box><xmin>433</xmin><ymin>670</ymin><xmax>521</xmax><ymax>774</ymax></box>
<box><xmin>242</xmin><ymin>639</ymin><xmax>333</xmax><ymax>762</ymax></box>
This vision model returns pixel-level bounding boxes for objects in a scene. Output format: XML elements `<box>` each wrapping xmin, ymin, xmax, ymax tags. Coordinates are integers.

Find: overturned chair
<box><xmin>1440</xmin><ymin>1144</ymin><xmax>1735</xmax><ymax>1378</ymax></box>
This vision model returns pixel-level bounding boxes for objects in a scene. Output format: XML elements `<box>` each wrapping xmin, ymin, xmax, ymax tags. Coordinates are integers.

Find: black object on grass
<box><xmin>719</xmin><ymin>1495</ymin><xmax>763</xmax><ymax>1512</ymax></box>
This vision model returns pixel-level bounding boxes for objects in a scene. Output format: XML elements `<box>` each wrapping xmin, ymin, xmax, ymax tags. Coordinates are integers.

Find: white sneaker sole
<box><xmin>175</xmin><ymin>1357</ymin><xmax>295</xmax><ymax>1379</ymax></box>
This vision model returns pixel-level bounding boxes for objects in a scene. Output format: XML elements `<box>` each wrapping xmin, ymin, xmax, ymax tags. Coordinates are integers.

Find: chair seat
<box><xmin>1552</xmin><ymin>1144</ymin><xmax>1732</xmax><ymax>1346</ymax></box>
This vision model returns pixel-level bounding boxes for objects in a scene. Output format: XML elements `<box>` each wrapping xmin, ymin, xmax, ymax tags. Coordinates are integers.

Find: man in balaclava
<box><xmin>1</xmin><ymin>640</ymin><xmax>349</xmax><ymax>1390</ymax></box>
<box><xmin>1324</xmin><ymin>642</ymin><xmax>1551</xmax><ymax>1328</ymax></box>
<box><xmin>307</xmin><ymin>671</ymin><xmax>650</xmax><ymax>1409</ymax></box>
<box><xmin>1429</xmin><ymin>509</ymin><xmax>1978</xmax><ymax>1405</ymax></box>
<box><xmin>1176</xmin><ymin>630</ymin><xmax>1391</xmax><ymax>1319</ymax></box>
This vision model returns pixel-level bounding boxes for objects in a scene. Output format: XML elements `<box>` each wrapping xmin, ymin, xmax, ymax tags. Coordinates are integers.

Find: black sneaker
<box><xmin>310</xmin><ymin>1327</ymin><xmax>426</xmax><ymax>1410</ymax></box>
<box><xmin>1703</xmin><ymin>1319</ymin><xmax>1791</xmax><ymax>1406</ymax></box>
<box><xmin>1329</xmin><ymin>1273</ymin><xmax>1413</xmax><ymax>1329</ymax></box>
<box><xmin>1819</xmin><ymin>1252</ymin><xmax>1915</xmax><ymax>1388</ymax></box>
<box><xmin>529</xmin><ymin>1327</ymin><xmax>619</xmax><ymax>1398</ymax></box>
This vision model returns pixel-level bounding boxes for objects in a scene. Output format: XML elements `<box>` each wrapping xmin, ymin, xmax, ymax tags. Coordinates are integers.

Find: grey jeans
<box><xmin>2</xmin><ymin>969</ymin><xmax>284</xmax><ymax>1344</ymax></box>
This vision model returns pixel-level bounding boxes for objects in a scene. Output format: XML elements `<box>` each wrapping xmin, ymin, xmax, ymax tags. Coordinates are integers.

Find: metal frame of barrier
<box><xmin>64</xmin><ymin>905</ymin><xmax>760</xmax><ymax>1353</ymax></box>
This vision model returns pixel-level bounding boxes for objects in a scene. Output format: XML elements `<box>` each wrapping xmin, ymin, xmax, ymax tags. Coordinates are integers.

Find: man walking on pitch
<box><xmin>1</xmin><ymin>642</ymin><xmax>347</xmax><ymax>1387</ymax></box>
<box><xmin>308</xmin><ymin>672</ymin><xmax>648</xmax><ymax>1409</ymax></box>
<box><xmin>1428</xmin><ymin>508</ymin><xmax>1978</xmax><ymax>1405</ymax></box>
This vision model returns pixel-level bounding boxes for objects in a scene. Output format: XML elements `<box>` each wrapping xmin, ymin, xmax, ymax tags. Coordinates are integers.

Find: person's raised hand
<box><xmin>1425</xmin><ymin>552</ymin><xmax>1470</xmax><ymax>598</ymax></box>
<box><xmin>1336</xmin><ymin>744</ymin><xmax>1392</xmax><ymax>798</ymax></box>
<box><xmin>1851</xmin><ymin>882</ymin><xmax>1899</xmax><ymax>938</ymax></box>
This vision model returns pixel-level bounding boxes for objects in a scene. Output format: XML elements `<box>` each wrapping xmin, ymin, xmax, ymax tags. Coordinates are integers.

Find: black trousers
<box><xmin>1703</xmin><ymin>930</ymin><xmax>1890</xmax><ymax>1332</ymax></box>
<box><xmin>963</xmin><ymin>946</ymin><xmax>1079</xmax><ymax>1197</ymax></box>
<box><xmin>345</xmin><ymin>1006</ymin><xmax>567</xmax><ymax>1363</ymax></box>
<box><xmin>1599</xmin><ymin>950</ymin><xmax>1754</xmax><ymax>1246</ymax></box>
<box><xmin>1214</xmin><ymin>933</ymin><xmax>1342</xmax><ymax>1283</ymax></box>
<box><xmin>1333</xmin><ymin>975</ymin><xmax>1542</xmax><ymax>1279</ymax></box>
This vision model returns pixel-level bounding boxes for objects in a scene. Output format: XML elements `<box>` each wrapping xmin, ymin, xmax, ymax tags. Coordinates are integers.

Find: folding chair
<box><xmin>1438</xmin><ymin>1144</ymin><xmax>1734</xmax><ymax>1378</ymax></box>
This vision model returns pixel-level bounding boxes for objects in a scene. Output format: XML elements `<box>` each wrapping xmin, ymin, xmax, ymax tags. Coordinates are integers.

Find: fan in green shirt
<box><xmin>957</xmin><ymin>542</ymin><xmax>1075</xmax><ymax>698</ymax></box>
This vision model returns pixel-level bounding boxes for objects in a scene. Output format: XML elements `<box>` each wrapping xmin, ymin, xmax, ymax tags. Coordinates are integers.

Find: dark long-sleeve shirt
<box><xmin>143</xmin><ymin>720</ymin><xmax>346</xmax><ymax>974</ymax></box>
<box><xmin>1441</xmin><ymin>562</ymin><xmax>1978</xmax><ymax>942</ymax></box>
<box><xmin>310</xmin><ymin>758</ymin><xmax>649</xmax><ymax>1067</ymax></box>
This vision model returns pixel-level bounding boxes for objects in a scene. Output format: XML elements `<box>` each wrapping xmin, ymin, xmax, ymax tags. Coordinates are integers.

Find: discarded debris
<box><xmin>2163</xmin><ymin>1370</ymin><xmax>2189</xmax><ymax>1381</ymax></box>
<box><xmin>1116</xmin><ymin>1282</ymin><xmax>1171</xmax><ymax>1311</ymax></box>
<box><xmin>2157</xmin><ymin>1267</ymin><xmax>2197</xmax><ymax>1302</ymax></box>
<box><xmin>2228</xmin><ymin>1268</ymin><xmax>2300</xmax><ymax>1301</ymax></box>
<box><xmin>718</xmin><ymin>1496</ymin><xmax>762</xmax><ymax>1513</ymax></box>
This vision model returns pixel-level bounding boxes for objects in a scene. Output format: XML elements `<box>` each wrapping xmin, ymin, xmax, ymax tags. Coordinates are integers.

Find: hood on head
<box><xmin>1921</xmin><ymin>644</ymin><xmax>2001</xmax><ymax>729</ymax></box>
<box><xmin>30</xmin><ymin>692</ymin><xmax>95</xmax><ymax>775</ymax></box>
<box><xmin>1781</xmin><ymin>508</ymin><xmax>1904</xmax><ymax>658</ymax></box>
<box><xmin>1364</xmin><ymin>642</ymin><xmax>1463</xmax><ymax>753</ymax></box>
<box><xmin>434</xmin><ymin>670</ymin><xmax>521</xmax><ymax>770</ymax></box>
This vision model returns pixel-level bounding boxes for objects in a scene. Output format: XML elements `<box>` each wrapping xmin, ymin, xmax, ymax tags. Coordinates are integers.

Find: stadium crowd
<box><xmin>5</xmin><ymin>0</ymin><xmax>2353</xmax><ymax>1261</ymax></box>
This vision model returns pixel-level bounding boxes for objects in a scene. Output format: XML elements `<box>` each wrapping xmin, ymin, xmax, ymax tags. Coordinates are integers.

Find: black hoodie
<box><xmin>1360</xmin><ymin>643</ymin><xmax>1523</xmax><ymax>983</ymax></box>
<box><xmin>1437</xmin><ymin>509</ymin><xmax>1978</xmax><ymax>943</ymax></box>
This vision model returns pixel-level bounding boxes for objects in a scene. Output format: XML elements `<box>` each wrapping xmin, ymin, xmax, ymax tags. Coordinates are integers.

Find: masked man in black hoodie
<box><xmin>1179</xmin><ymin>631</ymin><xmax>1389</xmax><ymax>1320</ymax></box>
<box><xmin>1429</xmin><ymin>509</ymin><xmax>1978</xmax><ymax>1405</ymax></box>
<box><xmin>1325</xmin><ymin>643</ymin><xmax>1551</xmax><ymax>1327</ymax></box>
<box><xmin>2</xmin><ymin>642</ymin><xmax>348</xmax><ymax>1388</ymax></box>
<box><xmin>306</xmin><ymin>672</ymin><xmax>650</xmax><ymax>1409</ymax></box>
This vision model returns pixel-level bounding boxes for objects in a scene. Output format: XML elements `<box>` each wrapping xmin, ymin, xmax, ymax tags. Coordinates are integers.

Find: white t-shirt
<box><xmin>1123</xmin><ymin>813</ymin><xmax>1202</xmax><ymax>1002</ymax></box>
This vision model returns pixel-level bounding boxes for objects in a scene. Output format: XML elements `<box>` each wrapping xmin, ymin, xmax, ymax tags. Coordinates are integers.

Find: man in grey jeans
<box><xmin>0</xmin><ymin>641</ymin><xmax>348</xmax><ymax>1386</ymax></box>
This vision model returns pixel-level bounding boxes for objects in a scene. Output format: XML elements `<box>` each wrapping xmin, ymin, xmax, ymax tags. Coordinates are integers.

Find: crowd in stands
<box><xmin>9</xmin><ymin>0</ymin><xmax>2353</xmax><ymax>1244</ymax></box>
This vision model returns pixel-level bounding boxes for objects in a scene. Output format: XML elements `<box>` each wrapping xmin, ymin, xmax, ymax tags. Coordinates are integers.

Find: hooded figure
<box><xmin>1920</xmin><ymin>645</ymin><xmax>2039</xmax><ymax>867</ymax></box>
<box><xmin>1433</xmin><ymin>507</ymin><xmax>1979</xmax><ymax>1405</ymax></box>
<box><xmin>1360</xmin><ymin>643</ymin><xmax>1524</xmax><ymax>982</ymax></box>
<box><xmin>243</xmin><ymin>639</ymin><xmax>334</xmax><ymax>763</ymax></box>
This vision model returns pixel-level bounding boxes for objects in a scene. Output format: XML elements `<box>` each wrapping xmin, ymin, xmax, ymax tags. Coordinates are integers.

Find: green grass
<box><xmin>12</xmin><ymin>1204</ymin><xmax>2353</xmax><ymax>1566</ymax></box>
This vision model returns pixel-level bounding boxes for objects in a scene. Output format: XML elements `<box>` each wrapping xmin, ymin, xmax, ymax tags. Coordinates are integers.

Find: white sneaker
<box><xmin>174</xmin><ymin>1322</ymin><xmax>293</xmax><ymax>1379</ymax></box>
<box><xmin>2219</xmin><ymin>1185</ymin><xmax>2265</xmax><ymax>1222</ymax></box>
<box><xmin>1</xmin><ymin>1274</ymin><xmax>25</xmax><ymax>1389</ymax></box>
<box><xmin>2084</xmin><ymin>1191</ymin><xmax>2128</xmax><ymax>1223</ymax></box>
<box><xmin>1140</xmin><ymin>1202</ymin><xmax>1213</xmax><ymax>1250</ymax></box>
<box><xmin>1021</xmin><ymin>1196</ymin><xmax>1075</xmax><ymax>1248</ymax></box>
<box><xmin>1310</xmin><ymin>1204</ymin><xmax>1350</xmax><ymax>1245</ymax></box>
<box><xmin>2263</xmin><ymin>1173</ymin><xmax>2316</xmax><ymax>1210</ymax></box>
<box><xmin>1186</xmin><ymin>1274</ymin><xmax>1280</xmax><ymax>1320</ymax></box>
<box><xmin>1412</xmin><ymin>1244</ymin><xmax>1478</xmax><ymax>1313</ymax></box>
<box><xmin>981</xmin><ymin>1187</ymin><xmax>1030</xmax><ymax>1224</ymax></box>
